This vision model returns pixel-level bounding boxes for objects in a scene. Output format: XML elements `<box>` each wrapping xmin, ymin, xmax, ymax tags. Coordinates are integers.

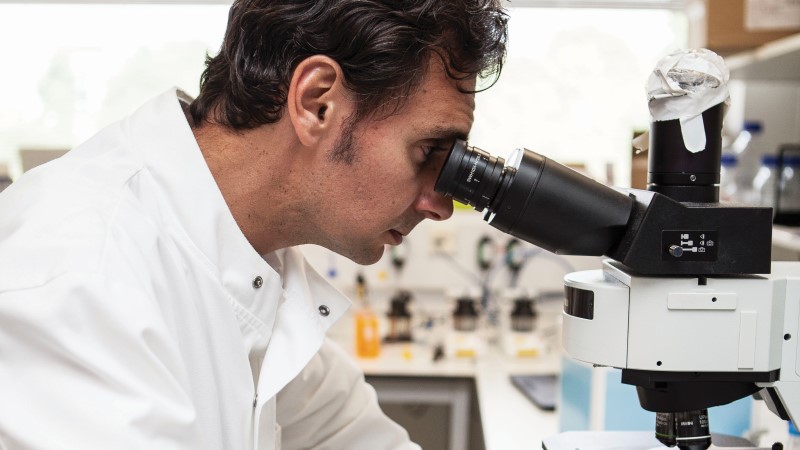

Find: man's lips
<box><xmin>389</xmin><ymin>229</ymin><xmax>406</xmax><ymax>245</ymax></box>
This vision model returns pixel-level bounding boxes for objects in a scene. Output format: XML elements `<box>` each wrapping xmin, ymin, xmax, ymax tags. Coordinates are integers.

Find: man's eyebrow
<box><xmin>427</xmin><ymin>127</ymin><xmax>470</xmax><ymax>142</ymax></box>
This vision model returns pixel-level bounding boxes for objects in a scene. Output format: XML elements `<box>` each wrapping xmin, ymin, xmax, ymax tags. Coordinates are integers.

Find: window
<box><xmin>0</xmin><ymin>3</ymin><xmax>687</xmax><ymax>186</ymax></box>
<box><xmin>0</xmin><ymin>3</ymin><xmax>229</xmax><ymax>177</ymax></box>
<box><xmin>470</xmin><ymin>7</ymin><xmax>687</xmax><ymax>186</ymax></box>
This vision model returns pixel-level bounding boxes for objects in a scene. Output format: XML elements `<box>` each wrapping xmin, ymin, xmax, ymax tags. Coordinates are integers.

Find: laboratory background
<box><xmin>1</xmin><ymin>1</ymin><xmax>800</xmax><ymax>449</ymax></box>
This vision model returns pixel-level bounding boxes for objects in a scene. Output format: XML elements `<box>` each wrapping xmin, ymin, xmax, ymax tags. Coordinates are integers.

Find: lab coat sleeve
<box><xmin>0</xmin><ymin>272</ymin><xmax>202</xmax><ymax>450</ymax></box>
<box><xmin>276</xmin><ymin>338</ymin><xmax>422</xmax><ymax>450</ymax></box>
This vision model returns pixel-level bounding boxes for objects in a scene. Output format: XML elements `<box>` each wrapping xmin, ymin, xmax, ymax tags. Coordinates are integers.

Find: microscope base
<box><xmin>542</xmin><ymin>431</ymin><xmax>764</xmax><ymax>450</ymax></box>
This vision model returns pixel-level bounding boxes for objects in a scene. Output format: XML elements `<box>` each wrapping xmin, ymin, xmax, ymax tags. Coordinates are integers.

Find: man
<box><xmin>0</xmin><ymin>0</ymin><xmax>507</xmax><ymax>448</ymax></box>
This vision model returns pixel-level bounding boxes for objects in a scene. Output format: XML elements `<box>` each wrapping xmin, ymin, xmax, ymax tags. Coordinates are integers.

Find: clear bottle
<box><xmin>751</xmin><ymin>154</ymin><xmax>779</xmax><ymax>210</ymax></box>
<box><xmin>719</xmin><ymin>153</ymin><xmax>739</xmax><ymax>203</ymax></box>
<box><xmin>778</xmin><ymin>156</ymin><xmax>800</xmax><ymax>213</ymax></box>
<box><xmin>731</xmin><ymin>121</ymin><xmax>763</xmax><ymax>156</ymax></box>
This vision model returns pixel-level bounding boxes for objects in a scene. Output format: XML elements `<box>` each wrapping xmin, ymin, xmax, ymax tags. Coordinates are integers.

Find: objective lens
<box><xmin>655</xmin><ymin>410</ymin><xmax>711</xmax><ymax>450</ymax></box>
<box><xmin>435</xmin><ymin>139</ymin><xmax>634</xmax><ymax>256</ymax></box>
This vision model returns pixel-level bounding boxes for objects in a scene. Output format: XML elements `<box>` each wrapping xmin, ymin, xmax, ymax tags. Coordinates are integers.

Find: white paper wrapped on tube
<box><xmin>645</xmin><ymin>48</ymin><xmax>730</xmax><ymax>153</ymax></box>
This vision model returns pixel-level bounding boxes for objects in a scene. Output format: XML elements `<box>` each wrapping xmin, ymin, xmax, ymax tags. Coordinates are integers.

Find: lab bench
<box><xmin>338</xmin><ymin>341</ymin><xmax>560</xmax><ymax>450</ymax></box>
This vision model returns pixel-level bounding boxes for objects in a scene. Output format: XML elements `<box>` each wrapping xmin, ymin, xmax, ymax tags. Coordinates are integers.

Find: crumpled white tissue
<box><xmin>643</xmin><ymin>48</ymin><xmax>730</xmax><ymax>153</ymax></box>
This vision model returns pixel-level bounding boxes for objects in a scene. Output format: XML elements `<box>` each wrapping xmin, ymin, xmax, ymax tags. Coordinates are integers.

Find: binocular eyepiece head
<box><xmin>434</xmin><ymin>139</ymin><xmax>634</xmax><ymax>256</ymax></box>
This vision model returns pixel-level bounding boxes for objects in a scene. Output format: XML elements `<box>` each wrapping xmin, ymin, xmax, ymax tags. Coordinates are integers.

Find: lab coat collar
<box><xmin>124</xmin><ymin>88</ymin><xmax>350</xmax><ymax>334</ymax></box>
<box><xmin>258</xmin><ymin>247</ymin><xmax>350</xmax><ymax>401</ymax></box>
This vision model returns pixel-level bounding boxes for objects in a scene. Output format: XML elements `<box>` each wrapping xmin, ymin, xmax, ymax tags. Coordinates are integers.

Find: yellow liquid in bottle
<box><xmin>355</xmin><ymin>309</ymin><xmax>381</xmax><ymax>358</ymax></box>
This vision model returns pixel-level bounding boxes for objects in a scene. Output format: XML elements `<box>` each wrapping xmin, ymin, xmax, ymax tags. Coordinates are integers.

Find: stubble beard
<box><xmin>317</xmin><ymin>114</ymin><xmax>386</xmax><ymax>265</ymax></box>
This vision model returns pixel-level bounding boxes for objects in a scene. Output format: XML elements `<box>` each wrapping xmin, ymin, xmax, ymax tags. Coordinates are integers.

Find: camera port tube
<box><xmin>647</xmin><ymin>102</ymin><xmax>724</xmax><ymax>203</ymax></box>
<box><xmin>435</xmin><ymin>140</ymin><xmax>634</xmax><ymax>256</ymax></box>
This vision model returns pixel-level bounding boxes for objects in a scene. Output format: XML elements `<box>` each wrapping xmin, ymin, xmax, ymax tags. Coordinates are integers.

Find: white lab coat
<box><xmin>0</xmin><ymin>89</ymin><xmax>421</xmax><ymax>450</ymax></box>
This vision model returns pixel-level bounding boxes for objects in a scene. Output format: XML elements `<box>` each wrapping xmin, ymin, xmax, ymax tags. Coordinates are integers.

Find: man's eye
<box><xmin>421</xmin><ymin>145</ymin><xmax>446</xmax><ymax>163</ymax></box>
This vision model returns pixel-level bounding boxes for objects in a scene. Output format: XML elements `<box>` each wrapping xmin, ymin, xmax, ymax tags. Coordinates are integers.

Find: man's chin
<box><xmin>340</xmin><ymin>245</ymin><xmax>385</xmax><ymax>266</ymax></box>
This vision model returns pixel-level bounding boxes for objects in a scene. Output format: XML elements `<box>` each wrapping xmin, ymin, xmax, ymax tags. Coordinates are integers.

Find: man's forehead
<box><xmin>363</xmin><ymin>57</ymin><xmax>476</xmax><ymax>134</ymax></box>
<box><xmin>415</xmin><ymin>91</ymin><xmax>474</xmax><ymax>140</ymax></box>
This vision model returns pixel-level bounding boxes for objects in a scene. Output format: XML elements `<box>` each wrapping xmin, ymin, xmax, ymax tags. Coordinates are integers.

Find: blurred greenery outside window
<box><xmin>0</xmin><ymin>3</ymin><xmax>229</xmax><ymax>178</ymax></box>
<box><xmin>0</xmin><ymin>4</ymin><xmax>686</xmax><ymax>184</ymax></box>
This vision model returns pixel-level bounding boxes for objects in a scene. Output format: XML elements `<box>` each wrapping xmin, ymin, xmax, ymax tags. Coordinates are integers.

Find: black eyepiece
<box><xmin>435</xmin><ymin>139</ymin><xmax>634</xmax><ymax>256</ymax></box>
<box><xmin>434</xmin><ymin>140</ymin><xmax>510</xmax><ymax>212</ymax></box>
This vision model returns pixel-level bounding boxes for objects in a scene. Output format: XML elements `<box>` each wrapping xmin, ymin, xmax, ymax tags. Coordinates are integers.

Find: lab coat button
<box><xmin>318</xmin><ymin>305</ymin><xmax>330</xmax><ymax>317</ymax></box>
<box><xmin>252</xmin><ymin>276</ymin><xmax>263</xmax><ymax>289</ymax></box>
<box><xmin>253</xmin><ymin>394</ymin><xmax>258</xmax><ymax>408</ymax></box>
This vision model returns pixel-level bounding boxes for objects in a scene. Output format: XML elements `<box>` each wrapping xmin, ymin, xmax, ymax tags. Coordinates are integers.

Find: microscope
<box><xmin>434</xmin><ymin>52</ymin><xmax>800</xmax><ymax>449</ymax></box>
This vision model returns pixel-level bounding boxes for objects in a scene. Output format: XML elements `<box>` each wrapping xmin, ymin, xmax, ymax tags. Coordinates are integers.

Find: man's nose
<box><xmin>415</xmin><ymin>190</ymin><xmax>454</xmax><ymax>221</ymax></box>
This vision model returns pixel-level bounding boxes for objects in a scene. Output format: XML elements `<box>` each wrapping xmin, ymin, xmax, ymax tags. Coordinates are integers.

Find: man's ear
<box><xmin>286</xmin><ymin>55</ymin><xmax>350</xmax><ymax>147</ymax></box>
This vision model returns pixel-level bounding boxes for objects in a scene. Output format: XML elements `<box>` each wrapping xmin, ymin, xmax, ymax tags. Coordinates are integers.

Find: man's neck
<box><xmin>188</xmin><ymin>118</ymin><xmax>309</xmax><ymax>256</ymax></box>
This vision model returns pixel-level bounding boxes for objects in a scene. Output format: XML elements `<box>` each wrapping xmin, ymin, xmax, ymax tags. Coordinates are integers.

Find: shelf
<box><xmin>725</xmin><ymin>33</ymin><xmax>800</xmax><ymax>82</ymax></box>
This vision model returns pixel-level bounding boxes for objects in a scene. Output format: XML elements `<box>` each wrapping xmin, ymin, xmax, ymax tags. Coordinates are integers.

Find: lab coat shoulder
<box><xmin>277</xmin><ymin>338</ymin><xmax>422</xmax><ymax>450</ymax></box>
<box><xmin>0</xmin><ymin>120</ymin><xmax>147</xmax><ymax>292</ymax></box>
<box><xmin>0</xmin><ymin>270</ymin><xmax>204</xmax><ymax>450</ymax></box>
<box><xmin>0</xmin><ymin>120</ymin><xmax>216</xmax><ymax>449</ymax></box>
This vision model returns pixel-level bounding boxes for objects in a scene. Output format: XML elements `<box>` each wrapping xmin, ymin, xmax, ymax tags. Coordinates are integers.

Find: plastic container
<box><xmin>719</xmin><ymin>153</ymin><xmax>739</xmax><ymax>203</ymax></box>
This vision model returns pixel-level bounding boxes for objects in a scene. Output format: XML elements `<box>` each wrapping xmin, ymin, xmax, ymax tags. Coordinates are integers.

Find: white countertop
<box><xmin>472</xmin><ymin>350</ymin><xmax>559</xmax><ymax>450</ymax></box>
<box><xmin>339</xmin><ymin>340</ymin><xmax>561</xmax><ymax>450</ymax></box>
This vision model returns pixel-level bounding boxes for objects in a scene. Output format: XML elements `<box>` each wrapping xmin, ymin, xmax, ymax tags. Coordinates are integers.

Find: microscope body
<box><xmin>435</xmin><ymin>91</ymin><xmax>800</xmax><ymax>445</ymax></box>
<box><xmin>564</xmin><ymin>258</ymin><xmax>800</xmax><ymax>425</ymax></box>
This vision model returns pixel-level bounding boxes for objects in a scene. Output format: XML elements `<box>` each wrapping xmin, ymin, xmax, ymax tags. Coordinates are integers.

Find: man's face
<box><xmin>309</xmin><ymin>60</ymin><xmax>475</xmax><ymax>264</ymax></box>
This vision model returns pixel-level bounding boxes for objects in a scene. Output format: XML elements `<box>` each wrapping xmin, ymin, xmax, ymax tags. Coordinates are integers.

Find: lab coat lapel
<box><xmin>256</xmin><ymin>248</ymin><xmax>350</xmax><ymax>402</ymax></box>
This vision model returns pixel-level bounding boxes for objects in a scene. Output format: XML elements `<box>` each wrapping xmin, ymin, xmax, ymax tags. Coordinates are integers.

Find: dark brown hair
<box><xmin>189</xmin><ymin>0</ymin><xmax>508</xmax><ymax>129</ymax></box>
